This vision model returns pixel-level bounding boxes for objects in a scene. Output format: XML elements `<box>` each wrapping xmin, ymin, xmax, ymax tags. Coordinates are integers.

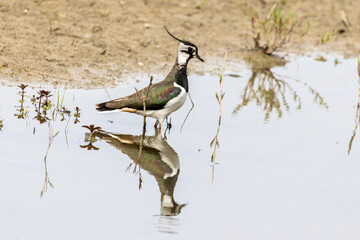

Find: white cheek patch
<box><xmin>177</xmin><ymin>51</ymin><xmax>189</xmax><ymax>66</ymax></box>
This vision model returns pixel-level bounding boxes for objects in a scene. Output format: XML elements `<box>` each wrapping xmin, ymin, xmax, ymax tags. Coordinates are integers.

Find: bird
<box><xmin>94</xmin><ymin>129</ymin><xmax>186</xmax><ymax>216</ymax></box>
<box><xmin>96</xmin><ymin>27</ymin><xmax>204</xmax><ymax>131</ymax></box>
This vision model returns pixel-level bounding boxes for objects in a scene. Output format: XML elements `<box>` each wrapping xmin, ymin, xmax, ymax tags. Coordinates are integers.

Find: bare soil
<box><xmin>1</xmin><ymin>0</ymin><xmax>360</xmax><ymax>88</ymax></box>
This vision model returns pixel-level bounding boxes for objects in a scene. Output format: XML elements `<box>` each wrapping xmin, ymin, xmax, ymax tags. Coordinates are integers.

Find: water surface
<box><xmin>1</xmin><ymin>55</ymin><xmax>360</xmax><ymax>240</ymax></box>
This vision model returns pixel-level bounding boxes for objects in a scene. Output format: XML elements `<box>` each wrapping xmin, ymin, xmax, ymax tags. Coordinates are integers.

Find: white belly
<box><xmin>141</xmin><ymin>83</ymin><xmax>187</xmax><ymax>124</ymax></box>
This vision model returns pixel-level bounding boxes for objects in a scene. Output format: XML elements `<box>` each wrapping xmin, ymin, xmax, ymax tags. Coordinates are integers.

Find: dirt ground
<box><xmin>0</xmin><ymin>0</ymin><xmax>360</xmax><ymax>88</ymax></box>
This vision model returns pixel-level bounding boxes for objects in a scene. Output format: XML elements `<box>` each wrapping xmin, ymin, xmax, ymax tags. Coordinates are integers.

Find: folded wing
<box><xmin>96</xmin><ymin>81</ymin><xmax>182</xmax><ymax>112</ymax></box>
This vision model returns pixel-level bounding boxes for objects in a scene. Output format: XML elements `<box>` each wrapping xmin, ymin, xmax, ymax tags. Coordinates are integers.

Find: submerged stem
<box><xmin>211</xmin><ymin>52</ymin><xmax>227</xmax><ymax>184</ymax></box>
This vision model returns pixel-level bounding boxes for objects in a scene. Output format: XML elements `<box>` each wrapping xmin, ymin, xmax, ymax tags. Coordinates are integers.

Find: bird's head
<box><xmin>164</xmin><ymin>27</ymin><xmax>204</xmax><ymax>67</ymax></box>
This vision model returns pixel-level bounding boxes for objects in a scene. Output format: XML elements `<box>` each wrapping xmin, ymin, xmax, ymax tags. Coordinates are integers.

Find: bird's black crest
<box><xmin>164</xmin><ymin>26</ymin><xmax>196</xmax><ymax>48</ymax></box>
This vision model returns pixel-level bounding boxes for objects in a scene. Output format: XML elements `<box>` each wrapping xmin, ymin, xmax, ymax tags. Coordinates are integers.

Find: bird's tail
<box><xmin>96</xmin><ymin>102</ymin><xmax>113</xmax><ymax>112</ymax></box>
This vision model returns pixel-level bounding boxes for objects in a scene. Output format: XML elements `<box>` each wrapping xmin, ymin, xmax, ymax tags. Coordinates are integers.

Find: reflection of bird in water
<box><xmin>94</xmin><ymin>129</ymin><xmax>186</xmax><ymax>216</ymax></box>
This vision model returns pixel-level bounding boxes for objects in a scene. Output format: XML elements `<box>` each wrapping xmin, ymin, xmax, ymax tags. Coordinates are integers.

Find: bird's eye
<box><xmin>188</xmin><ymin>47</ymin><xmax>193</xmax><ymax>54</ymax></box>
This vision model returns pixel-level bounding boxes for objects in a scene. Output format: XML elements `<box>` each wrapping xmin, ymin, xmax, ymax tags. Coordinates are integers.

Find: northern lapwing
<box><xmin>96</xmin><ymin>27</ymin><xmax>204</xmax><ymax>130</ymax></box>
<box><xmin>94</xmin><ymin>129</ymin><xmax>186</xmax><ymax>216</ymax></box>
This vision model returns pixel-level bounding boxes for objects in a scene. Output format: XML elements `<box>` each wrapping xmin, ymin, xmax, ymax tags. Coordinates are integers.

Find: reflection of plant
<box><xmin>233</xmin><ymin>68</ymin><xmax>328</xmax><ymax>122</ymax></box>
<box><xmin>82</xmin><ymin>124</ymin><xmax>101</xmax><ymax>138</ymax></box>
<box><xmin>41</xmin><ymin>124</ymin><xmax>59</xmax><ymax>198</ymax></box>
<box><xmin>130</xmin><ymin>75</ymin><xmax>154</xmax><ymax>188</ymax></box>
<box><xmin>249</xmin><ymin>4</ymin><xmax>309</xmax><ymax>55</ymax></box>
<box><xmin>348</xmin><ymin>59</ymin><xmax>360</xmax><ymax>154</ymax></box>
<box><xmin>81</xmin><ymin>124</ymin><xmax>101</xmax><ymax>150</ymax></box>
<box><xmin>80</xmin><ymin>142</ymin><xmax>100</xmax><ymax>151</ymax></box>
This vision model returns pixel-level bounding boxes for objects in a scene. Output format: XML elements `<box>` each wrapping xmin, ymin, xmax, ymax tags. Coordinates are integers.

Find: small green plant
<box><xmin>14</xmin><ymin>84</ymin><xmax>29</xmax><ymax>119</ymax></box>
<box><xmin>74</xmin><ymin>107</ymin><xmax>81</xmax><ymax>124</ymax></box>
<box><xmin>58</xmin><ymin>107</ymin><xmax>70</xmax><ymax>121</ymax></box>
<box><xmin>56</xmin><ymin>91</ymin><xmax>65</xmax><ymax>111</ymax></box>
<box><xmin>74</xmin><ymin>107</ymin><xmax>81</xmax><ymax>118</ymax></box>
<box><xmin>32</xmin><ymin>90</ymin><xmax>54</xmax><ymax>124</ymax></box>
<box><xmin>10</xmin><ymin>71</ymin><xmax>17</xmax><ymax>77</ymax></box>
<box><xmin>134</xmin><ymin>76</ymin><xmax>153</xmax><ymax>131</ymax></box>
<box><xmin>334</xmin><ymin>58</ymin><xmax>342</xmax><ymax>66</ymax></box>
<box><xmin>0</xmin><ymin>119</ymin><xmax>3</xmax><ymax>131</ymax></box>
<box><xmin>42</xmin><ymin>91</ymin><xmax>53</xmax><ymax>110</ymax></box>
<box><xmin>315</xmin><ymin>30</ymin><xmax>337</xmax><ymax>45</ymax></box>
<box><xmin>133</xmin><ymin>76</ymin><xmax>154</xmax><ymax>174</ymax></box>
<box><xmin>249</xmin><ymin>4</ymin><xmax>309</xmax><ymax>55</ymax></box>
<box><xmin>314</xmin><ymin>56</ymin><xmax>327</xmax><ymax>62</ymax></box>
<box><xmin>36</xmin><ymin>90</ymin><xmax>53</xmax><ymax>110</ymax></box>
<box><xmin>210</xmin><ymin>52</ymin><xmax>227</xmax><ymax>184</ymax></box>
<box><xmin>196</xmin><ymin>0</ymin><xmax>208</xmax><ymax>9</ymax></box>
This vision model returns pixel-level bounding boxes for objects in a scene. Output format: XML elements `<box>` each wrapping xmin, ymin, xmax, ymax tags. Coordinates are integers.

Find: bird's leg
<box><xmin>154</xmin><ymin>120</ymin><xmax>158</xmax><ymax>129</ymax></box>
<box><xmin>158</xmin><ymin>123</ymin><xmax>162</xmax><ymax>132</ymax></box>
<box><xmin>165</xmin><ymin>117</ymin><xmax>172</xmax><ymax>131</ymax></box>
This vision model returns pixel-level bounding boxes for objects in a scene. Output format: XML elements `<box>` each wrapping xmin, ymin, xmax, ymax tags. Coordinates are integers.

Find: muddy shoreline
<box><xmin>0</xmin><ymin>0</ymin><xmax>359</xmax><ymax>88</ymax></box>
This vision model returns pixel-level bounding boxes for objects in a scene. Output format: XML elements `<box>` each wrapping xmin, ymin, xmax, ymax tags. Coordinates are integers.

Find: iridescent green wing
<box><xmin>144</xmin><ymin>81</ymin><xmax>182</xmax><ymax>110</ymax></box>
<box><xmin>103</xmin><ymin>81</ymin><xmax>182</xmax><ymax>110</ymax></box>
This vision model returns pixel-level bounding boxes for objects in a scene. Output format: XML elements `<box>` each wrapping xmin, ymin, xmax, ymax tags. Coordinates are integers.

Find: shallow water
<box><xmin>1</xmin><ymin>55</ymin><xmax>360</xmax><ymax>240</ymax></box>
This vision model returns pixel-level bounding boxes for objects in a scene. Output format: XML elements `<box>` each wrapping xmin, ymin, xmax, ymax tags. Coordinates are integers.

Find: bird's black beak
<box><xmin>196</xmin><ymin>54</ymin><xmax>204</xmax><ymax>62</ymax></box>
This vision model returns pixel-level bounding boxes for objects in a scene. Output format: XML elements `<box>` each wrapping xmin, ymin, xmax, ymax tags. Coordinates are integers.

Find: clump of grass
<box><xmin>334</xmin><ymin>58</ymin><xmax>342</xmax><ymax>66</ymax></box>
<box><xmin>314</xmin><ymin>56</ymin><xmax>327</xmax><ymax>62</ymax></box>
<box><xmin>315</xmin><ymin>30</ymin><xmax>337</xmax><ymax>45</ymax></box>
<box><xmin>56</xmin><ymin>91</ymin><xmax>65</xmax><ymax>111</ymax></box>
<box><xmin>249</xmin><ymin>3</ymin><xmax>309</xmax><ymax>55</ymax></box>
